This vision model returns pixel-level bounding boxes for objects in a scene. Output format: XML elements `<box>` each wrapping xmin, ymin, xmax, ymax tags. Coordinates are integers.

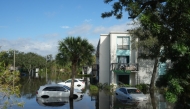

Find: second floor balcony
<box><xmin>111</xmin><ymin>63</ymin><xmax>138</xmax><ymax>72</ymax></box>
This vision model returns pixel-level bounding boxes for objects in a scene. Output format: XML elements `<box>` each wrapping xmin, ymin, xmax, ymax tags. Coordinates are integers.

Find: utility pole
<box><xmin>46</xmin><ymin>55</ymin><xmax>47</xmax><ymax>82</ymax></box>
<box><xmin>13</xmin><ymin>50</ymin><xmax>15</xmax><ymax>92</ymax></box>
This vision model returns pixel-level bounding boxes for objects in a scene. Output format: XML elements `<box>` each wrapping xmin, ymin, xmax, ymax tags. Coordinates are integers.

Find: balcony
<box><xmin>111</xmin><ymin>63</ymin><xmax>138</xmax><ymax>72</ymax></box>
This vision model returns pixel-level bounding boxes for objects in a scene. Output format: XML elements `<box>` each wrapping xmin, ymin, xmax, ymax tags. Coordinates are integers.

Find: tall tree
<box><xmin>102</xmin><ymin>0</ymin><xmax>190</xmax><ymax>106</ymax></box>
<box><xmin>56</xmin><ymin>36</ymin><xmax>95</xmax><ymax>99</ymax></box>
<box><xmin>129</xmin><ymin>27</ymin><xmax>161</xmax><ymax>108</ymax></box>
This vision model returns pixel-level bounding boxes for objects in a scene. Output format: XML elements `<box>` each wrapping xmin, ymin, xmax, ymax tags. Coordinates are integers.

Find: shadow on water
<box><xmin>9</xmin><ymin>74</ymin><xmax>189</xmax><ymax>109</ymax></box>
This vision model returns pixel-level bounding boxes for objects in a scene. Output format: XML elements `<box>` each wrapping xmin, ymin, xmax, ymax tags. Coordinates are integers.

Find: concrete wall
<box><xmin>99</xmin><ymin>34</ymin><xmax>110</xmax><ymax>84</ymax></box>
<box><xmin>130</xmin><ymin>72</ymin><xmax>136</xmax><ymax>86</ymax></box>
<box><xmin>138</xmin><ymin>59</ymin><xmax>157</xmax><ymax>84</ymax></box>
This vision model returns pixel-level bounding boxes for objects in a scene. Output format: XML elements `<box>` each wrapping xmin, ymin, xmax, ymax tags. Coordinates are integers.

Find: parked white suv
<box><xmin>57</xmin><ymin>78</ymin><xmax>85</xmax><ymax>90</ymax></box>
<box><xmin>36</xmin><ymin>84</ymin><xmax>83</xmax><ymax>99</ymax></box>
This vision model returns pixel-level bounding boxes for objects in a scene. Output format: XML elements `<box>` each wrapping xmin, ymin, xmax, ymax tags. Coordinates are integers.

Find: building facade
<box><xmin>95</xmin><ymin>31</ymin><xmax>167</xmax><ymax>86</ymax></box>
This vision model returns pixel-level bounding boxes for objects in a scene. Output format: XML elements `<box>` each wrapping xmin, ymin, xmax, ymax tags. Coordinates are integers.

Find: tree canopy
<box><xmin>56</xmin><ymin>36</ymin><xmax>95</xmax><ymax>98</ymax></box>
<box><xmin>102</xmin><ymin>0</ymin><xmax>190</xmax><ymax>106</ymax></box>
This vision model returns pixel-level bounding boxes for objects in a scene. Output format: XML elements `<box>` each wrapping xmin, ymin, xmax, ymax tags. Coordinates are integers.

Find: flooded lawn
<box><xmin>6</xmin><ymin>76</ymin><xmax>175</xmax><ymax>109</ymax></box>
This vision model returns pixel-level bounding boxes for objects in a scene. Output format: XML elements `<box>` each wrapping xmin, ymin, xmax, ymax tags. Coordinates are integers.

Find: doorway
<box><xmin>118</xmin><ymin>75</ymin><xmax>130</xmax><ymax>85</ymax></box>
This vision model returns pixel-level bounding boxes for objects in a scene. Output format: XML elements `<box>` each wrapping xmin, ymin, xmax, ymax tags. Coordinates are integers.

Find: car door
<box><xmin>119</xmin><ymin>88</ymin><xmax>127</xmax><ymax>100</ymax></box>
<box><xmin>56</xmin><ymin>86</ymin><xmax>70</xmax><ymax>97</ymax></box>
<box><xmin>43</xmin><ymin>86</ymin><xmax>57</xmax><ymax>97</ymax></box>
<box><xmin>123</xmin><ymin>89</ymin><xmax>131</xmax><ymax>100</ymax></box>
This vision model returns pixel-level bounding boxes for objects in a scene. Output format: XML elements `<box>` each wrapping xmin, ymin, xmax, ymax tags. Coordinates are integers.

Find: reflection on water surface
<box><xmin>8</xmin><ymin>76</ymin><xmax>177</xmax><ymax>109</ymax></box>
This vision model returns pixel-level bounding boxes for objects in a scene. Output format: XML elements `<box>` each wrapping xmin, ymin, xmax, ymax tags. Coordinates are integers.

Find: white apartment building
<box><xmin>95</xmin><ymin>31</ymin><xmax>167</xmax><ymax>86</ymax></box>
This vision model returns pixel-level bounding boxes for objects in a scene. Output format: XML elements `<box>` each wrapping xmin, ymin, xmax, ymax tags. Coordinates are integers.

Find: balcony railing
<box><xmin>111</xmin><ymin>63</ymin><xmax>138</xmax><ymax>71</ymax></box>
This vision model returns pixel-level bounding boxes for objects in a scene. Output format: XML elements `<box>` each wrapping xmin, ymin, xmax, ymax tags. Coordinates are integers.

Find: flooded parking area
<box><xmin>7</xmin><ymin>77</ymin><xmax>175</xmax><ymax>109</ymax></box>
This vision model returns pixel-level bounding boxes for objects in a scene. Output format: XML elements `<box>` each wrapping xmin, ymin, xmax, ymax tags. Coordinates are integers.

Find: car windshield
<box><xmin>127</xmin><ymin>89</ymin><xmax>142</xmax><ymax>94</ymax></box>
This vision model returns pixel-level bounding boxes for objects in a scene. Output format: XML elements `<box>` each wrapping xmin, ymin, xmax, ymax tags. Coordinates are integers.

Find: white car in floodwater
<box><xmin>57</xmin><ymin>78</ymin><xmax>85</xmax><ymax>90</ymax></box>
<box><xmin>115</xmin><ymin>87</ymin><xmax>148</xmax><ymax>103</ymax></box>
<box><xmin>36</xmin><ymin>84</ymin><xmax>83</xmax><ymax>99</ymax></box>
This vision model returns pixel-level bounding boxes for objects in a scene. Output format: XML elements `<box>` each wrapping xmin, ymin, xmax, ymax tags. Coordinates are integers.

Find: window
<box><xmin>118</xmin><ymin>56</ymin><xmax>129</xmax><ymax>64</ymax></box>
<box><xmin>43</xmin><ymin>87</ymin><xmax>56</xmax><ymax>91</ymax></box>
<box><xmin>56</xmin><ymin>87</ymin><xmax>66</xmax><ymax>91</ymax></box>
<box><xmin>119</xmin><ymin>88</ymin><xmax>128</xmax><ymax>94</ymax></box>
<box><xmin>66</xmin><ymin>79</ymin><xmax>78</xmax><ymax>83</ymax></box>
<box><xmin>127</xmin><ymin>89</ymin><xmax>142</xmax><ymax>94</ymax></box>
<box><xmin>117</xmin><ymin>37</ymin><xmax>130</xmax><ymax>50</ymax></box>
<box><xmin>66</xmin><ymin>80</ymin><xmax>72</xmax><ymax>83</ymax></box>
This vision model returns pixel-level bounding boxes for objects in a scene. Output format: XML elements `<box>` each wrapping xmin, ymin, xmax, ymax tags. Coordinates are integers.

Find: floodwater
<box><xmin>5</xmin><ymin>76</ymin><xmax>175</xmax><ymax>109</ymax></box>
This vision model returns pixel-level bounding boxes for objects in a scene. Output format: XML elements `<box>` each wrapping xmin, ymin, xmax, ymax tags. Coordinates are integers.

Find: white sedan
<box><xmin>36</xmin><ymin>84</ymin><xmax>83</xmax><ymax>99</ymax></box>
<box><xmin>57</xmin><ymin>78</ymin><xmax>85</xmax><ymax>90</ymax></box>
<box><xmin>115</xmin><ymin>87</ymin><xmax>148</xmax><ymax>103</ymax></box>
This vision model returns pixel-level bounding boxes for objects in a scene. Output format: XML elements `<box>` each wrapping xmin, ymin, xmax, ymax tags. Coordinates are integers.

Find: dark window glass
<box><xmin>119</xmin><ymin>88</ymin><xmax>128</xmax><ymax>94</ymax></box>
<box><xmin>56</xmin><ymin>87</ymin><xmax>66</xmax><ymax>91</ymax></box>
<box><xmin>127</xmin><ymin>89</ymin><xmax>142</xmax><ymax>94</ymax></box>
<box><xmin>43</xmin><ymin>87</ymin><xmax>56</xmax><ymax>91</ymax></box>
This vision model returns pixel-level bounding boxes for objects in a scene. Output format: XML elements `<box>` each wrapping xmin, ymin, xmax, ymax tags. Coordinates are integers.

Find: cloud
<box><xmin>93</xmin><ymin>21</ymin><xmax>135</xmax><ymax>34</ymax></box>
<box><xmin>60</xmin><ymin>26</ymin><xmax>70</xmax><ymax>29</ymax></box>
<box><xmin>67</xmin><ymin>24</ymin><xmax>92</xmax><ymax>36</ymax></box>
<box><xmin>0</xmin><ymin>21</ymin><xmax>136</xmax><ymax>58</ymax></box>
<box><xmin>41</xmin><ymin>33</ymin><xmax>60</xmax><ymax>38</ymax></box>
<box><xmin>0</xmin><ymin>37</ymin><xmax>59</xmax><ymax>58</ymax></box>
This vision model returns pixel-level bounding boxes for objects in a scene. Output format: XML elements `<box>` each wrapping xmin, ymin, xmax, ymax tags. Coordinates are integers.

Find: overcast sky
<box><xmin>0</xmin><ymin>0</ymin><xmax>134</xmax><ymax>58</ymax></box>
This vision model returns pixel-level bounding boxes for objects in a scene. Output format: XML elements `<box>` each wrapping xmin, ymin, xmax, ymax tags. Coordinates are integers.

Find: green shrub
<box><xmin>89</xmin><ymin>84</ymin><xmax>98</xmax><ymax>95</ymax></box>
<box><xmin>90</xmin><ymin>84</ymin><xmax>98</xmax><ymax>91</ymax></box>
<box><xmin>135</xmin><ymin>83</ymin><xmax>149</xmax><ymax>94</ymax></box>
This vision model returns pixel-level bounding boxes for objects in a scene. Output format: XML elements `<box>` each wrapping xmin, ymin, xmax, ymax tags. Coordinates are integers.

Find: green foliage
<box><xmin>89</xmin><ymin>84</ymin><xmax>98</xmax><ymax>95</ymax></box>
<box><xmin>0</xmin><ymin>50</ymin><xmax>48</xmax><ymax>75</ymax></box>
<box><xmin>90</xmin><ymin>84</ymin><xmax>98</xmax><ymax>91</ymax></box>
<box><xmin>168</xmin><ymin>79</ymin><xmax>183</xmax><ymax>94</ymax></box>
<box><xmin>0</xmin><ymin>62</ymin><xmax>24</xmax><ymax>109</ymax></box>
<box><xmin>135</xmin><ymin>84</ymin><xmax>149</xmax><ymax>94</ymax></box>
<box><xmin>56</xmin><ymin>36</ymin><xmax>95</xmax><ymax>98</ymax></box>
<box><xmin>96</xmin><ymin>83</ymin><xmax>115</xmax><ymax>94</ymax></box>
<box><xmin>102</xmin><ymin>0</ymin><xmax>190</xmax><ymax>105</ymax></box>
<box><xmin>78</xmin><ymin>74</ymin><xmax>91</xmax><ymax>77</ymax></box>
<box><xmin>165</xmin><ymin>92</ymin><xmax>177</xmax><ymax>103</ymax></box>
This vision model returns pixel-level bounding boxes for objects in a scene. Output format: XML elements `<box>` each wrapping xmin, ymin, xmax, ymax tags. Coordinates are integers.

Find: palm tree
<box><xmin>56</xmin><ymin>36</ymin><xmax>95</xmax><ymax>99</ymax></box>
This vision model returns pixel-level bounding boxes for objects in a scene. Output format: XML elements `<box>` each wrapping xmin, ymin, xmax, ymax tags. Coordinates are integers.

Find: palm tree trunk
<box><xmin>70</xmin><ymin>63</ymin><xmax>76</xmax><ymax>99</ymax></box>
<box><xmin>150</xmin><ymin>58</ymin><xmax>158</xmax><ymax>109</ymax></box>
